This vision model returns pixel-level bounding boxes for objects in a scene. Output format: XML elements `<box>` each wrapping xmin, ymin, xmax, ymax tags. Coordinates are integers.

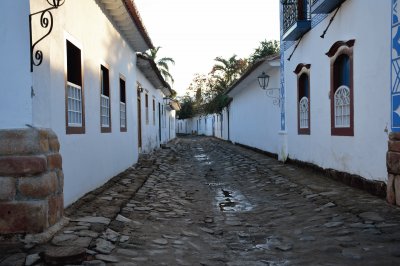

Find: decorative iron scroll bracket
<box><xmin>264</xmin><ymin>88</ymin><xmax>282</xmax><ymax>106</ymax></box>
<box><xmin>29</xmin><ymin>0</ymin><xmax>65</xmax><ymax>72</ymax></box>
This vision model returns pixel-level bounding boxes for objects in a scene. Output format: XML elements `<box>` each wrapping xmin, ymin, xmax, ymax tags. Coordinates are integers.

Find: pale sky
<box><xmin>134</xmin><ymin>0</ymin><xmax>280</xmax><ymax>96</ymax></box>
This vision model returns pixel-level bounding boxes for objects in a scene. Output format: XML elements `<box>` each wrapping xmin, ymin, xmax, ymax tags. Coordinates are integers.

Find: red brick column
<box><xmin>0</xmin><ymin>128</ymin><xmax>64</xmax><ymax>234</ymax></box>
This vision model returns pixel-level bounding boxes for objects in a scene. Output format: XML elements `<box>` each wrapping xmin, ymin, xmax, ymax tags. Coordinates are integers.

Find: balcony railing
<box><xmin>282</xmin><ymin>0</ymin><xmax>311</xmax><ymax>41</ymax></box>
<box><xmin>310</xmin><ymin>0</ymin><xmax>346</xmax><ymax>14</ymax></box>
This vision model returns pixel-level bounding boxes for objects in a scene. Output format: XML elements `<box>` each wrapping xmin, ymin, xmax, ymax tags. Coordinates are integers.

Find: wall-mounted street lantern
<box><xmin>29</xmin><ymin>0</ymin><xmax>65</xmax><ymax>72</ymax></box>
<box><xmin>257</xmin><ymin>71</ymin><xmax>281</xmax><ymax>106</ymax></box>
<box><xmin>257</xmin><ymin>72</ymin><xmax>270</xmax><ymax>90</ymax></box>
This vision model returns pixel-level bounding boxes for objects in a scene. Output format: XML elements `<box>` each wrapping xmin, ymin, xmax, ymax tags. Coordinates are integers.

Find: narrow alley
<box><xmin>2</xmin><ymin>136</ymin><xmax>400</xmax><ymax>266</ymax></box>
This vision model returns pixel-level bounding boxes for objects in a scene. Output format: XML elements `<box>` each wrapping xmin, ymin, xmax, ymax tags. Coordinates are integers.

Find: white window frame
<box><xmin>67</xmin><ymin>82</ymin><xmax>83</xmax><ymax>127</ymax></box>
<box><xmin>120</xmin><ymin>102</ymin><xmax>126</xmax><ymax>128</ymax></box>
<box><xmin>334</xmin><ymin>85</ymin><xmax>351</xmax><ymax>128</ymax></box>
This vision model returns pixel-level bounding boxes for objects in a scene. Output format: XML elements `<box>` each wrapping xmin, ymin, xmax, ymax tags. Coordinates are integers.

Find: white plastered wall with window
<box><xmin>228</xmin><ymin>64</ymin><xmax>281</xmax><ymax>155</ymax></box>
<box><xmin>30</xmin><ymin>0</ymin><xmax>143</xmax><ymax>205</ymax></box>
<box><xmin>136</xmin><ymin>70</ymin><xmax>165</xmax><ymax>153</ymax></box>
<box><xmin>283</xmin><ymin>0</ymin><xmax>390</xmax><ymax>182</ymax></box>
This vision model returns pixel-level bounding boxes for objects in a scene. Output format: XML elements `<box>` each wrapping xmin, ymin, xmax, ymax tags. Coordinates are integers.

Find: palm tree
<box><xmin>211</xmin><ymin>55</ymin><xmax>248</xmax><ymax>88</ymax></box>
<box><xmin>144</xmin><ymin>46</ymin><xmax>175</xmax><ymax>86</ymax></box>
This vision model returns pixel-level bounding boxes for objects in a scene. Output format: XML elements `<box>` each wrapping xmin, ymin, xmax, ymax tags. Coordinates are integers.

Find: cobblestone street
<box><xmin>2</xmin><ymin>136</ymin><xmax>400</xmax><ymax>265</ymax></box>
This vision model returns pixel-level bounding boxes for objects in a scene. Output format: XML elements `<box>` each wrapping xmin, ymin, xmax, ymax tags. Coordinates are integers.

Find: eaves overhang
<box><xmin>97</xmin><ymin>0</ymin><xmax>153</xmax><ymax>52</ymax></box>
<box><xmin>225</xmin><ymin>54</ymin><xmax>280</xmax><ymax>97</ymax></box>
<box><xmin>136</xmin><ymin>53</ymin><xmax>172</xmax><ymax>97</ymax></box>
<box><xmin>169</xmin><ymin>100</ymin><xmax>181</xmax><ymax>111</ymax></box>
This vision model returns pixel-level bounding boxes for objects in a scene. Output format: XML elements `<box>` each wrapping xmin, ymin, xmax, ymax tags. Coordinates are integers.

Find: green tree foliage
<box><xmin>144</xmin><ymin>46</ymin><xmax>175</xmax><ymax>87</ymax></box>
<box><xmin>176</xmin><ymin>96</ymin><xmax>194</xmax><ymax>120</ymax></box>
<box><xmin>249</xmin><ymin>40</ymin><xmax>280</xmax><ymax>64</ymax></box>
<box><xmin>211</xmin><ymin>55</ymin><xmax>248</xmax><ymax>88</ymax></box>
<box><xmin>179</xmin><ymin>39</ymin><xmax>279</xmax><ymax>117</ymax></box>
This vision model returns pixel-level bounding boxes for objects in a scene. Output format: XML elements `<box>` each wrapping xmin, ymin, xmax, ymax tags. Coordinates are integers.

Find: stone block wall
<box><xmin>0</xmin><ymin>128</ymin><xmax>64</xmax><ymax>234</ymax></box>
<box><xmin>387</xmin><ymin>132</ymin><xmax>400</xmax><ymax>206</ymax></box>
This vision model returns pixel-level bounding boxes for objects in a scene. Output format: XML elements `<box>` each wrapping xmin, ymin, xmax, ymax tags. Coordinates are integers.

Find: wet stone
<box><xmin>94</xmin><ymin>238</ymin><xmax>115</xmax><ymax>254</ymax></box>
<box><xmin>83</xmin><ymin>260</ymin><xmax>107</xmax><ymax>266</ymax></box>
<box><xmin>116</xmin><ymin>248</ymin><xmax>139</xmax><ymax>257</ymax></box>
<box><xmin>359</xmin><ymin>212</ymin><xmax>385</xmax><ymax>222</ymax></box>
<box><xmin>77</xmin><ymin>230</ymin><xmax>99</xmax><ymax>238</ymax></box>
<box><xmin>95</xmin><ymin>254</ymin><xmax>119</xmax><ymax>263</ymax></box>
<box><xmin>64</xmin><ymin>225</ymin><xmax>90</xmax><ymax>231</ymax></box>
<box><xmin>72</xmin><ymin>237</ymin><xmax>93</xmax><ymax>248</ymax></box>
<box><xmin>324</xmin><ymin>221</ymin><xmax>344</xmax><ymax>228</ymax></box>
<box><xmin>119</xmin><ymin>235</ymin><xmax>130</xmax><ymax>243</ymax></box>
<box><xmin>181</xmin><ymin>230</ymin><xmax>199</xmax><ymax>237</ymax></box>
<box><xmin>116</xmin><ymin>214</ymin><xmax>132</xmax><ymax>223</ymax></box>
<box><xmin>342</xmin><ymin>248</ymin><xmax>362</xmax><ymax>260</ymax></box>
<box><xmin>135</xmin><ymin>206</ymin><xmax>153</xmax><ymax>211</ymax></box>
<box><xmin>300</xmin><ymin>236</ymin><xmax>316</xmax><ymax>241</ymax></box>
<box><xmin>72</xmin><ymin>216</ymin><xmax>111</xmax><ymax>225</ymax></box>
<box><xmin>43</xmin><ymin>246</ymin><xmax>86</xmax><ymax>265</ymax></box>
<box><xmin>51</xmin><ymin>234</ymin><xmax>78</xmax><ymax>245</ymax></box>
<box><xmin>103</xmin><ymin>228</ymin><xmax>120</xmax><ymax>242</ymax></box>
<box><xmin>152</xmin><ymin>238</ymin><xmax>168</xmax><ymax>245</ymax></box>
<box><xmin>25</xmin><ymin>253</ymin><xmax>40</xmax><ymax>266</ymax></box>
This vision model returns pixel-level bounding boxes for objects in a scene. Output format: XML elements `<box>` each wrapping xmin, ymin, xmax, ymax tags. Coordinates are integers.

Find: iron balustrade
<box><xmin>282</xmin><ymin>0</ymin><xmax>311</xmax><ymax>34</ymax></box>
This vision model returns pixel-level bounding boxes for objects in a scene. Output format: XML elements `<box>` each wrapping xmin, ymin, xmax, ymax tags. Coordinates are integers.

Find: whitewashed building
<box><xmin>136</xmin><ymin>54</ymin><xmax>176</xmax><ymax>153</ymax></box>
<box><xmin>225</xmin><ymin>55</ymin><xmax>281</xmax><ymax>156</ymax></box>
<box><xmin>177</xmin><ymin>114</ymin><xmax>215</xmax><ymax>136</ymax></box>
<box><xmin>279</xmin><ymin>0</ymin><xmax>390</xmax><ymax>197</ymax></box>
<box><xmin>0</xmin><ymin>0</ymin><xmax>176</xmax><ymax>233</ymax></box>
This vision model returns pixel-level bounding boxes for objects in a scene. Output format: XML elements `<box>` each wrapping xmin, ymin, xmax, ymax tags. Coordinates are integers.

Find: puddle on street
<box><xmin>194</xmin><ymin>153</ymin><xmax>213</xmax><ymax>165</ymax></box>
<box><xmin>215</xmin><ymin>187</ymin><xmax>254</xmax><ymax>212</ymax></box>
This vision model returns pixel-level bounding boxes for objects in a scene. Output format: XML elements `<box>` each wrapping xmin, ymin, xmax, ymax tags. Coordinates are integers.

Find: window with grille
<box><xmin>334</xmin><ymin>85</ymin><xmax>350</xmax><ymax>127</ymax></box>
<box><xmin>120</xmin><ymin>77</ymin><xmax>127</xmax><ymax>132</ymax></box>
<box><xmin>67</xmin><ymin>82</ymin><xmax>82</xmax><ymax>126</ymax></box>
<box><xmin>327</xmin><ymin>40</ymin><xmax>355</xmax><ymax>136</ymax></box>
<box><xmin>152</xmin><ymin>98</ymin><xmax>156</xmax><ymax>125</ymax></box>
<box><xmin>100</xmin><ymin>65</ymin><xmax>111</xmax><ymax>132</ymax></box>
<box><xmin>299</xmin><ymin>97</ymin><xmax>309</xmax><ymax>129</ymax></box>
<box><xmin>66</xmin><ymin>40</ymin><xmax>85</xmax><ymax>134</ymax></box>
<box><xmin>145</xmin><ymin>93</ymin><xmax>149</xmax><ymax>125</ymax></box>
<box><xmin>294</xmin><ymin>64</ymin><xmax>311</xmax><ymax>135</ymax></box>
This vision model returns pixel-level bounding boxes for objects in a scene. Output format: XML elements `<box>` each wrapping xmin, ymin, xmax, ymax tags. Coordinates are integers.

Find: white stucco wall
<box><xmin>0</xmin><ymin>1</ymin><xmax>32</xmax><ymax>129</ymax></box>
<box><xmin>137</xmin><ymin>71</ymin><xmax>165</xmax><ymax>153</ymax></box>
<box><xmin>196</xmin><ymin>115</ymin><xmax>214</xmax><ymax>136</ymax></box>
<box><xmin>228</xmin><ymin>66</ymin><xmax>281</xmax><ymax>154</ymax></box>
<box><xmin>283</xmin><ymin>0</ymin><xmax>390</xmax><ymax>182</ymax></box>
<box><xmin>177</xmin><ymin>118</ymin><xmax>195</xmax><ymax>134</ymax></box>
<box><xmin>167</xmin><ymin>109</ymin><xmax>177</xmax><ymax>140</ymax></box>
<box><xmin>30</xmin><ymin>0</ymin><xmax>142</xmax><ymax>205</ymax></box>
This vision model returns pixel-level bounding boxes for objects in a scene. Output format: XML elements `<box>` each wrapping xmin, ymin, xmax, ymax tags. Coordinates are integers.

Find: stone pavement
<box><xmin>1</xmin><ymin>135</ymin><xmax>400</xmax><ymax>265</ymax></box>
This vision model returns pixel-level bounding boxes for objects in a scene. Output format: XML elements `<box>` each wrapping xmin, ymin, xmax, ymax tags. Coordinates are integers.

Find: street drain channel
<box><xmin>215</xmin><ymin>188</ymin><xmax>254</xmax><ymax>212</ymax></box>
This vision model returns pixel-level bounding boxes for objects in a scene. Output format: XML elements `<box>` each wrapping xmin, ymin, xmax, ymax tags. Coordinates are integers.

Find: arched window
<box><xmin>294</xmin><ymin>64</ymin><xmax>311</xmax><ymax>135</ymax></box>
<box><xmin>326</xmin><ymin>40</ymin><xmax>355</xmax><ymax>136</ymax></box>
<box><xmin>299</xmin><ymin>96</ymin><xmax>309</xmax><ymax>129</ymax></box>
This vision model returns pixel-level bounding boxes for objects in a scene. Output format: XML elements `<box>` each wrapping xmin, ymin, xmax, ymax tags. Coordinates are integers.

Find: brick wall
<box><xmin>387</xmin><ymin>132</ymin><xmax>400</xmax><ymax>206</ymax></box>
<box><xmin>0</xmin><ymin>128</ymin><xmax>64</xmax><ymax>234</ymax></box>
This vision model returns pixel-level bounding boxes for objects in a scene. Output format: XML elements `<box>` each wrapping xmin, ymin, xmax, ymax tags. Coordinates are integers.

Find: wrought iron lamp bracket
<box><xmin>29</xmin><ymin>0</ymin><xmax>65</xmax><ymax>72</ymax></box>
<box><xmin>263</xmin><ymin>87</ymin><xmax>282</xmax><ymax>106</ymax></box>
